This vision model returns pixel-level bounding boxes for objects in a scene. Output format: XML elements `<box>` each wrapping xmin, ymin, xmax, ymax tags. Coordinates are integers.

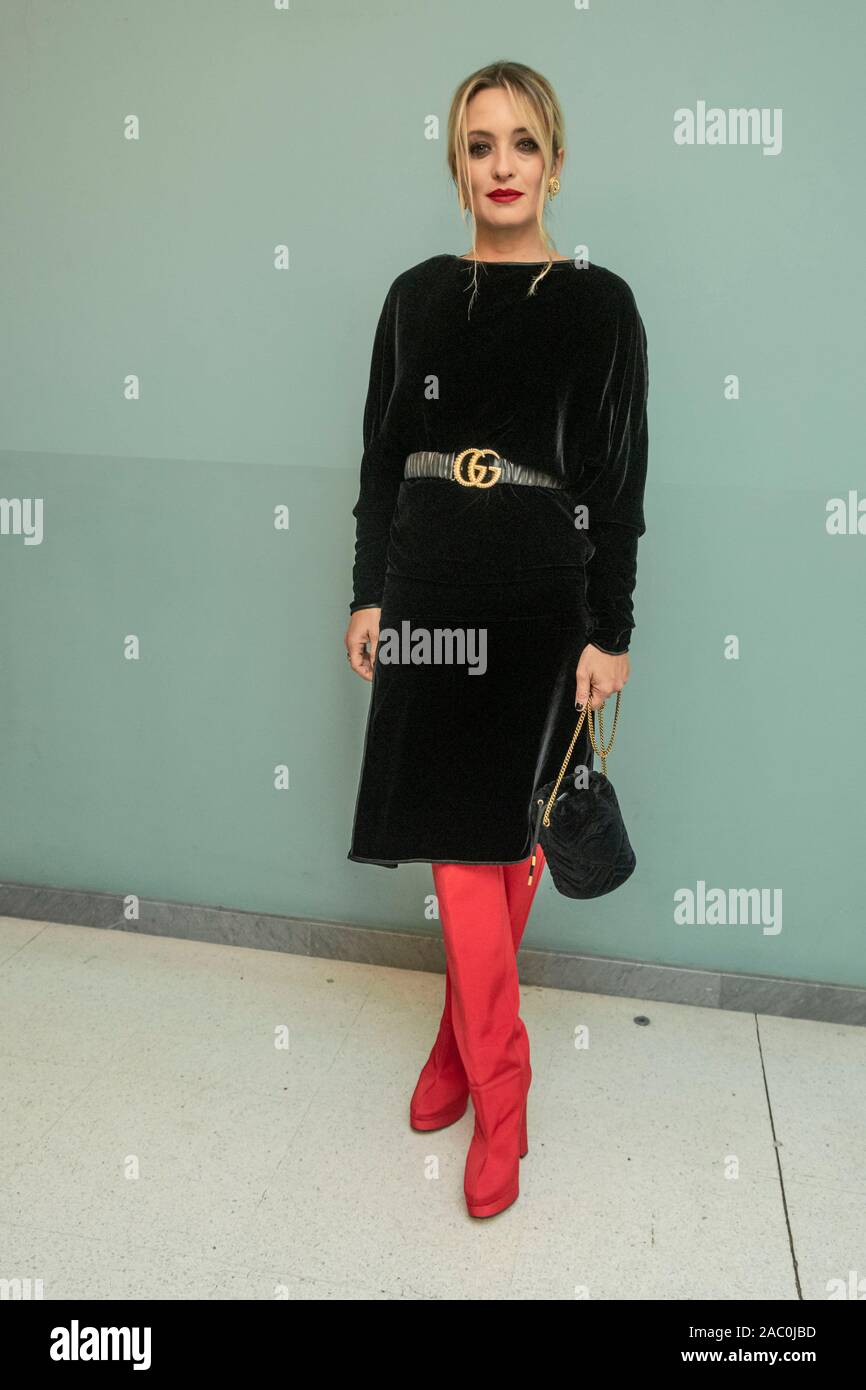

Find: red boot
<box><xmin>502</xmin><ymin>844</ymin><xmax>546</xmax><ymax>1156</ymax></box>
<box><xmin>409</xmin><ymin>965</ymin><xmax>469</xmax><ymax>1131</ymax></box>
<box><xmin>432</xmin><ymin>861</ymin><xmax>534</xmax><ymax>1219</ymax></box>
<box><xmin>409</xmin><ymin>845</ymin><xmax>547</xmax><ymax>1136</ymax></box>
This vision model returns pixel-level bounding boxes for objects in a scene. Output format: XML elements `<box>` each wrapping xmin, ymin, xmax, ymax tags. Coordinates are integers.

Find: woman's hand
<box><xmin>575</xmin><ymin>643</ymin><xmax>630</xmax><ymax>711</ymax></box>
<box><xmin>345</xmin><ymin>607</ymin><xmax>381</xmax><ymax>682</ymax></box>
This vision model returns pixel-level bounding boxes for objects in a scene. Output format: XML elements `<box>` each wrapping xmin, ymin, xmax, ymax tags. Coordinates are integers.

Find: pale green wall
<box><xmin>1</xmin><ymin>1</ymin><xmax>864</xmax><ymax>985</ymax></box>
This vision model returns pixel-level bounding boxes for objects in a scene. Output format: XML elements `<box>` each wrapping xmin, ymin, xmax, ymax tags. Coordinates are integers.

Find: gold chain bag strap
<box><xmin>527</xmin><ymin>690</ymin><xmax>636</xmax><ymax>898</ymax></box>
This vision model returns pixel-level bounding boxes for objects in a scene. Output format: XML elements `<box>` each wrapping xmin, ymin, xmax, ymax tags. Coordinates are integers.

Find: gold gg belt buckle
<box><xmin>452</xmin><ymin>447</ymin><xmax>502</xmax><ymax>488</ymax></box>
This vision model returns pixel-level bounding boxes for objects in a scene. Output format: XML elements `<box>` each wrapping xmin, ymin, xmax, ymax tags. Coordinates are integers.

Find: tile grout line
<box><xmin>753</xmin><ymin>1012</ymin><xmax>803</xmax><ymax>1299</ymax></box>
<box><xmin>0</xmin><ymin>920</ymin><xmax>53</xmax><ymax>969</ymax></box>
<box><xmin>502</xmin><ymin>999</ymin><xmax>560</xmax><ymax>1297</ymax></box>
<box><xmin>264</xmin><ymin>983</ymin><xmax>375</xmax><ymax>1190</ymax></box>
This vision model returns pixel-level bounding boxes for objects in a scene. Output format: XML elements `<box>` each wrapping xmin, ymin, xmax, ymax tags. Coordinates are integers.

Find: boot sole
<box><xmin>466</xmin><ymin>1186</ymin><xmax>519</xmax><ymax>1219</ymax></box>
<box><xmin>409</xmin><ymin>1096</ymin><xmax>469</xmax><ymax>1131</ymax></box>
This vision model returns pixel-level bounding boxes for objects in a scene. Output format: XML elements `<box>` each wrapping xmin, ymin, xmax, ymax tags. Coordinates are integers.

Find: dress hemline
<box><xmin>346</xmin><ymin>825</ymin><xmax>537</xmax><ymax>869</ymax></box>
<box><xmin>346</xmin><ymin>855</ymin><xmax>538</xmax><ymax>868</ymax></box>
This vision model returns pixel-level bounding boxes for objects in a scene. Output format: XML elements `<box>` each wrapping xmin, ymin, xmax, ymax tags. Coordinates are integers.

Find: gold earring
<box><xmin>547</xmin><ymin>175</ymin><xmax>561</xmax><ymax>199</ymax></box>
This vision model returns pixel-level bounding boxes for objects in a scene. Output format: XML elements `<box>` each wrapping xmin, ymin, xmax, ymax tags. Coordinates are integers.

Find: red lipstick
<box><xmin>487</xmin><ymin>190</ymin><xmax>524</xmax><ymax>203</ymax></box>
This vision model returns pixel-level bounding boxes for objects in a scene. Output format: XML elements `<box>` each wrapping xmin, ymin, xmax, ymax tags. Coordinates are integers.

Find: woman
<box><xmin>343</xmin><ymin>60</ymin><xmax>649</xmax><ymax>1219</ymax></box>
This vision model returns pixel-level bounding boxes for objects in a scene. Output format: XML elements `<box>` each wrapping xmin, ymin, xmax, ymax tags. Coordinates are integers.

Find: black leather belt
<box><xmin>404</xmin><ymin>449</ymin><xmax>564</xmax><ymax>490</ymax></box>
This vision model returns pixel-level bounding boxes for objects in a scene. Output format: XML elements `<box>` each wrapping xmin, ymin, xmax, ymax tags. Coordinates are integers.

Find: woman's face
<box><xmin>462</xmin><ymin>85</ymin><xmax>563</xmax><ymax>240</ymax></box>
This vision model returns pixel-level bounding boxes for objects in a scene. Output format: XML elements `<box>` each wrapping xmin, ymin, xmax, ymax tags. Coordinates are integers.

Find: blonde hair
<box><xmin>446</xmin><ymin>60</ymin><xmax>565</xmax><ymax>310</ymax></box>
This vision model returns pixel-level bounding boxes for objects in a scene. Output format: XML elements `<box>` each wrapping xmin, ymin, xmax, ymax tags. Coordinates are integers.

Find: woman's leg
<box><xmin>409</xmin><ymin>845</ymin><xmax>547</xmax><ymax>1130</ymax></box>
<box><xmin>432</xmin><ymin>860</ymin><xmax>531</xmax><ymax>1218</ymax></box>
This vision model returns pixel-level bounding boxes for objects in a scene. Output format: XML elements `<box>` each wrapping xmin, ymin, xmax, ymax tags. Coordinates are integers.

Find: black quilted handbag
<box><xmin>527</xmin><ymin>691</ymin><xmax>636</xmax><ymax>898</ymax></box>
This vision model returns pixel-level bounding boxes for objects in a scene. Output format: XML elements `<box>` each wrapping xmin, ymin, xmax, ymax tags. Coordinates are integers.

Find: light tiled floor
<box><xmin>0</xmin><ymin>916</ymin><xmax>862</xmax><ymax>1300</ymax></box>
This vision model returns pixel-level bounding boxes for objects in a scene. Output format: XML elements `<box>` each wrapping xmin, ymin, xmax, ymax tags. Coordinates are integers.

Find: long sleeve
<box><xmin>348</xmin><ymin>285</ymin><xmax>402</xmax><ymax>614</ymax></box>
<box><xmin>574</xmin><ymin>285</ymin><xmax>649</xmax><ymax>655</ymax></box>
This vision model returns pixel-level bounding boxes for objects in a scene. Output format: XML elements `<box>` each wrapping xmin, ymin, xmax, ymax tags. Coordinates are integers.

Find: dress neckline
<box><xmin>452</xmin><ymin>254</ymin><xmax>574</xmax><ymax>266</ymax></box>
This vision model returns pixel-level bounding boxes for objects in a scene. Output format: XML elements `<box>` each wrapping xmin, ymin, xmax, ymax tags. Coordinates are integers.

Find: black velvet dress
<box><xmin>346</xmin><ymin>254</ymin><xmax>649</xmax><ymax>867</ymax></box>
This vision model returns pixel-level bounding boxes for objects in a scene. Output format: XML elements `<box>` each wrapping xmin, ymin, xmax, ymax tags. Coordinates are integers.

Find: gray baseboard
<box><xmin>1</xmin><ymin>879</ymin><xmax>864</xmax><ymax>1027</ymax></box>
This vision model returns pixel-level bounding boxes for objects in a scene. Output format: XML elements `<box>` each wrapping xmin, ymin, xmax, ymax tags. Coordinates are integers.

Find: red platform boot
<box><xmin>502</xmin><ymin>844</ymin><xmax>547</xmax><ymax>1156</ymax></box>
<box><xmin>409</xmin><ymin>964</ymin><xmax>469</xmax><ymax>1131</ymax></box>
<box><xmin>409</xmin><ymin>845</ymin><xmax>547</xmax><ymax>1136</ymax></box>
<box><xmin>432</xmin><ymin>861</ymin><xmax>534</xmax><ymax>1219</ymax></box>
